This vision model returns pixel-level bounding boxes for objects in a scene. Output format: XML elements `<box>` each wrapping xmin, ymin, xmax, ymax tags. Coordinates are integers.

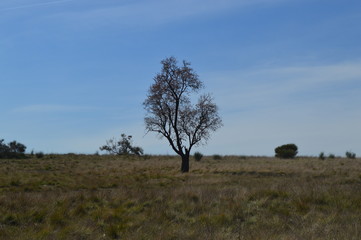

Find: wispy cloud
<box><xmin>206</xmin><ymin>60</ymin><xmax>361</xmax><ymax>113</ymax></box>
<box><xmin>13</xmin><ymin>104</ymin><xmax>95</xmax><ymax>113</ymax></box>
<box><xmin>46</xmin><ymin>0</ymin><xmax>289</xmax><ymax>29</ymax></box>
<box><xmin>0</xmin><ymin>0</ymin><xmax>75</xmax><ymax>12</ymax></box>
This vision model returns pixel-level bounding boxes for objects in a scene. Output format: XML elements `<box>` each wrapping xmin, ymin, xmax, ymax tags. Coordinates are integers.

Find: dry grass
<box><xmin>1</xmin><ymin>154</ymin><xmax>361</xmax><ymax>239</ymax></box>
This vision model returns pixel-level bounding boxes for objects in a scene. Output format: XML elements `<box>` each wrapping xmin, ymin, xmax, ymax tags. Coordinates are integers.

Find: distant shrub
<box><xmin>194</xmin><ymin>152</ymin><xmax>203</xmax><ymax>162</ymax></box>
<box><xmin>328</xmin><ymin>154</ymin><xmax>335</xmax><ymax>159</ymax></box>
<box><xmin>36</xmin><ymin>152</ymin><xmax>45</xmax><ymax>158</ymax></box>
<box><xmin>319</xmin><ymin>152</ymin><xmax>325</xmax><ymax>160</ymax></box>
<box><xmin>275</xmin><ymin>144</ymin><xmax>298</xmax><ymax>159</ymax></box>
<box><xmin>213</xmin><ymin>154</ymin><xmax>222</xmax><ymax>160</ymax></box>
<box><xmin>346</xmin><ymin>151</ymin><xmax>356</xmax><ymax>159</ymax></box>
<box><xmin>0</xmin><ymin>139</ymin><xmax>27</xmax><ymax>159</ymax></box>
<box><xmin>100</xmin><ymin>133</ymin><xmax>144</xmax><ymax>156</ymax></box>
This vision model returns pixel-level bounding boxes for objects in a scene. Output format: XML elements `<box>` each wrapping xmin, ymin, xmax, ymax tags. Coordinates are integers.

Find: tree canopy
<box><xmin>144</xmin><ymin>57</ymin><xmax>222</xmax><ymax>172</ymax></box>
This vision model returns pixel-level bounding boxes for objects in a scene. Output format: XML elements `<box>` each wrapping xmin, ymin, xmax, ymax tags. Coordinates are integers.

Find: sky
<box><xmin>1</xmin><ymin>0</ymin><xmax>361</xmax><ymax>156</ymax></box>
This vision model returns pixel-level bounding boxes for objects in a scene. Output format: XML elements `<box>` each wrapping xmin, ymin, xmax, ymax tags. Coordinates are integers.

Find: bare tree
<box><xmin>100</xmin><ymin>133</ymin><xmax>144</xmax><ymax>156</ymax></box>
<box><xmin>144</xmin><ymin>57</ymin><xmax>222</xmax><ymax>172</ymax></box>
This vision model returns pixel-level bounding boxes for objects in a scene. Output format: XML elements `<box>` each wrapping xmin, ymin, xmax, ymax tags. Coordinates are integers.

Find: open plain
<box><xmin>0</xmin><ymin>155</ymin><xmax>360</xmax><ymax>239</ymax></box>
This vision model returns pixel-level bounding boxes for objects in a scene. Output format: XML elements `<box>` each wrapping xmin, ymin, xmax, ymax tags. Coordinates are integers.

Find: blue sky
<box><xmin>1</xmin><ymin>0</ymin><xmax>360</xmax><ymax>156</ymax></box>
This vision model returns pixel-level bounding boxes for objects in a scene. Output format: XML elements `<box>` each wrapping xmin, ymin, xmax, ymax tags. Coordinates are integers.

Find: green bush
<box><xmin>328</xmin><ymin>154</ymin><xmax>335</xmax><ymax>159</ymax></box>
<box><xmin>194</xmin><ymin>152</ymin><xmax>203</xmax><ymax>161</ymax></box>
<box><xmin>275</xmin><ymin>144</ymin><xmax>298</xmax><ymax>159</ymax></box>
<box><xmin>346</xmin><ymin>151</ymin><xmax>356</xmax><ymax>159</ymax></box>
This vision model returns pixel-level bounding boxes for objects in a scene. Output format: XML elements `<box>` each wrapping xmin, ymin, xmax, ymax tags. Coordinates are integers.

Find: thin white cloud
<box><xmin>206</xmin><ymin>60</ymin><xmax>361</xmax><ymax>112</ymax></box>
<box><xmin>267</xmin><ymin>61</ymin><xmax>361</xmax><ymax>86</ymax></box>
<box><xmin>13</xmin><ymin>104</ymin><xmax>94</xmax><ymax>113</ymax></box>
<box><xmin>46</xmin><ymin>0</ymin><xmax>289</xmax><ymax>29</ymax></box>
<box><xmin>0</xmin><ymin>0</ymin><xmax>75</xmax><ymax>12</ymax></box>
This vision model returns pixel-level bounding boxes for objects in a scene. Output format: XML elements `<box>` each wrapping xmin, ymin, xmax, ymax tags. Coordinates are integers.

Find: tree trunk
<box><xmin>181</xmin><ymin>154</ymin><xmax>190</xmax><ymax>173</ymax></box>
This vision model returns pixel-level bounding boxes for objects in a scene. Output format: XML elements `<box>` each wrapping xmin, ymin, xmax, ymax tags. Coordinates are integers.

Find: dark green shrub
<box><xmin>328</xmin><ymin>154</ymin><xmax>335</xmax><ymax>159</ymax></box>
<box><xmin>275</xmin><ymin>144</ymin><xmax>298</xmax><ymax>159</ymax></box>
<box><xmin>319</xmin><ymin>152</ymin><xmax>325</xmax><ymax>160</ymax></box>
<box><xmin>194</xmin><ymin>152</ymin><xmax>203</xmax><ymax>161</ymax></box>
<box><xmin>346</xmin><ymin>151</ymin><xmax>356</xmax><ymax>159</ymax></box>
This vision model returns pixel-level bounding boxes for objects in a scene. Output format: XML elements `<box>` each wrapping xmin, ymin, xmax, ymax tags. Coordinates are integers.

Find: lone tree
<box><xmin>144</xmin><ymin>57</ymin><xmax>222</xmax><ymax>172</ymax></box>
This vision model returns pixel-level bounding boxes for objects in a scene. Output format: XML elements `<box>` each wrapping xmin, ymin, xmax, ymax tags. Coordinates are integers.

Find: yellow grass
<box><xmin>0</xmin><ymin>154</ymin><xmax>360</xmax><ymax>239</ymax></box>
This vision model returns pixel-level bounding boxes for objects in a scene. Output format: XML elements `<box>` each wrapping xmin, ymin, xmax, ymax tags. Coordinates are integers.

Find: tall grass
<box><xmin>0</xmin><ymin>155</ymin><xmax>360</xmax><ymax>239</ymax></box>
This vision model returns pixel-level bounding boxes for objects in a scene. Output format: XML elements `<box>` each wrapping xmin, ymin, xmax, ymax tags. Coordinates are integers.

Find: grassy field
<box><xmin>0</xmin><ymin>154</ymin><xmax>360</xmax><ymax>239</ymax></box>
